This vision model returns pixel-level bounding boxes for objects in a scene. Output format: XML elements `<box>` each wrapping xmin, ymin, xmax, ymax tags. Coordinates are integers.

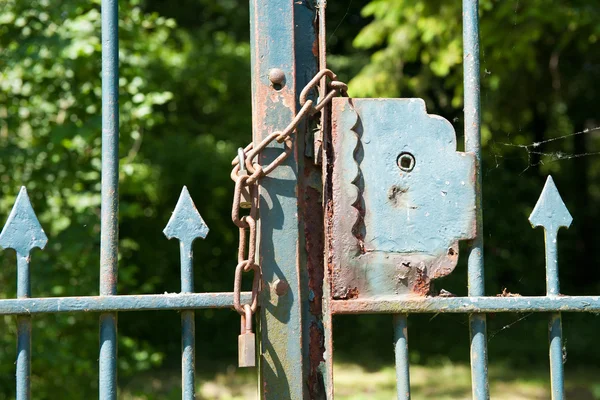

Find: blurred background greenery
<box><xmin>0</xmin><ymin>0</ymin><xmax>599</xmax><ymax>398</ymax></box>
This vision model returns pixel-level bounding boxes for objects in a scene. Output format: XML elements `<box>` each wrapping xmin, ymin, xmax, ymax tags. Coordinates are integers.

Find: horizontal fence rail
<box><xmin>0</xmin><ymin>293</ymin><xmax>254</xmax><ymax>315</ymax></box>
<box><xmin>331</xmin><ymin>296</ymin><xmax>600</xmax><ymax>314</ymax></box>
<box><xmin>1</xmin><ymin>293</ymin><xmax>597</xmax><ymax>315</ymax></box>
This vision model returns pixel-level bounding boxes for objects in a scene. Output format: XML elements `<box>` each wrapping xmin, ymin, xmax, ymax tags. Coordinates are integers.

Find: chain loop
<box><xmin>313</xmin><ymin>89</ymin><xmax>338</xmax><ymax>114</ymax></box>
<box><xmin>244</xmin><ymin>131</ymin><xmax>280</xmax><ymax>173</ymax></box>
<box><xmin>275</xmin><ymin>101</ymin><xmax>314</xmax><ymax>143</ymax></box>
<box><xmin>240</xmin><ymin>304</ymin><xmax>252</xmax><ymax>334</ymax></box>
<box><xmin>330</xmin><ymin>80</ymin><xmax>348</xmax><ymax>94</ymax></box>
<box><xmin>299</xmin><ymin>69</ymin><xmax>337</xmax><ymax>106</ymax></box>
<box><xmin>237</xmin><ymin>215</ymin><xmax>256</xmax><ymax>265</ymax></box>
<box><xmin>229</xmin><ymin>68</ymin><xmax>346</xmax><ymax>320</ymax></box>
<box><xmin>232</xmin><ymin>175</ymin><xmax>251</xmax><ymax>228</ymax></box>
<box><xmin>233</xmin><ymin>261</ymin><xmax>260</xmax><ymax>315</ymax></box>
<box><xmin>232</xmin><ymin>142</ymin><xmax>254</xmax><ymax>167</ymax></box>
<box><xmin>274</xmin><ymin>100</ymin><xmax>314</xmax><ymax>143</ymax></box>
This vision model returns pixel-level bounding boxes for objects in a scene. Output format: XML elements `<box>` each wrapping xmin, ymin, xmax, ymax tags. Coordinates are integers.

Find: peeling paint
<box><xmin>328</xmin><ymin>98</ymin><xmax>477</xmax><ymax>301</ymax></box>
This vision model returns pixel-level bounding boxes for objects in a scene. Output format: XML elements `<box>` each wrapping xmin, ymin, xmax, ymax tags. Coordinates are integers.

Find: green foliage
<box><xmin>1</xmin><ymin>0</ymin><xmax>599</xmax><ymax>396</ymax></box>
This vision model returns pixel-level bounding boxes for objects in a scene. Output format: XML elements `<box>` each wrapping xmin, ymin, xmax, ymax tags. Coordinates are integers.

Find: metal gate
<box><xmin>1</xmin><ymin>0</ymin><xmax>598</xmax><ymax>399</ymax></box>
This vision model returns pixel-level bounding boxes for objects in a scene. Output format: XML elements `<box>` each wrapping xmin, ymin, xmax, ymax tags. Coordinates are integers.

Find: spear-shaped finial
<box><xmin>164</xmin><ymin>186</ymin><xmax>209</xmax><ymax>249</ymax></box>
<box><xmin>530</xmin><ymin>177</ymin><xmax>571</xmax><ymax>399</ymax></box>
<box><xmin>163</xmin><ymin>186</ymin><xmax>208</xmax><ymax>400</ymax></box>
<box><xmin>0</xmin><ymin>187</ymin><xmax>48</xmax><ymax>400</ymax></box>
<box><xmin>0</xmin><ymin>187</ymin><xmax>48</xmax><ymax>298</ymax></box>
<box><xmin>529</xmin><ymin>176</ymin><xmax>572</xmax><ymax>296</ymax></box>
<box><xmin>164</xmin><ymin>186</ymin><xmax>209</xmax><ymax>293</ymax></box>
<box><xmin>0</xmin><ymin>187</ymin><xmax>48</xmax><ymax>260</ymax></box>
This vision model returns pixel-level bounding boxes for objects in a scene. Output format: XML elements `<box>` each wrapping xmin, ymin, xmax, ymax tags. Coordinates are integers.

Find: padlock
<box><xmin>237</xmin><ymin>147</ymin><xmax>253</xmax><ymax>209</ymax></box>
<box><xmin>239</xmin><ymin>184</ymin><xmax>253</xmax><ymax>209</ymax></box>
<box><xmin>238</xmin><ymin>304</ymin><xmax>256</xmax><ymax>367</ymax></box>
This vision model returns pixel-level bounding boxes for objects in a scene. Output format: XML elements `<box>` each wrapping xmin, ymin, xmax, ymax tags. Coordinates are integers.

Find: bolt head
<box><xmin>273</xmin><ymin>279</ymin><xmax>289</xmax><ymax>296</ymax></box>
<box><xmin>268</xmin><ymin>68</ymin><xmax>286</xmax><ymax>85</ymax></box>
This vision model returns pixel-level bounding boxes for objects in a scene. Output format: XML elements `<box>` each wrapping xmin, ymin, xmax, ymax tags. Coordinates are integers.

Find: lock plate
<box><xmin>328</xmin><ymin>98</ymin><xmax>477</xmax><ymax>300</ymax></box>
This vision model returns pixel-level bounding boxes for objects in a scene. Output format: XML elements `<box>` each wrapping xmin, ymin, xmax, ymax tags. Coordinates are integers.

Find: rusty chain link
<box><xmin>230</xmin><ymin>69</ymin><xmax>347</xmax><ymax>318</ymax></box>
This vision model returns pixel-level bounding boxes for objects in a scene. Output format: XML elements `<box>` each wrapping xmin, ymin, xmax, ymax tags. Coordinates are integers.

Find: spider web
<box><xmin>487</xmin><ymin>126</ymin><xmax>600</xmax><ymax>175</ymax></box>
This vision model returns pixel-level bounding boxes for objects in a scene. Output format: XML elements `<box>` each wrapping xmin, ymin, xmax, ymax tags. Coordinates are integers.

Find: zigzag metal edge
<box><xmin>347</xmin><ymin>102</ymin><xmax>365</xmax><ymax>254</ymax></box>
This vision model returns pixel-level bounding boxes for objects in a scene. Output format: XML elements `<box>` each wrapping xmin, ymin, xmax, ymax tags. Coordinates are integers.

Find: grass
<box><xmin>333</xmin><ymin>362</ymin><xmax>598</xmax><ymax>400</ymax></box>
<box><xmin>121</xmin><ymin>362</ymin><xmax>600</xmax><ymax>399</ymax></box>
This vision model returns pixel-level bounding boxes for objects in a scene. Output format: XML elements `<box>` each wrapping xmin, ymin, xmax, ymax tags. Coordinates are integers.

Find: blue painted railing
<box><xmin>1</xmin><ymin>0</ymin><xmax>596</xmax><ymax>399</ymax></box>
<box><xmin>0</xmin><ymin>2</ymin><xmax>245</xmax><ymax>399</ymax></box>
<box><xmin>463</xmin><ymin>0</ymin><xmax>489</xmax><ymax>397</ymax></box>
<box><xmin>99</xmin><ymin>0</ymin><xmax>120</xmax><ymax>398</ymax></box>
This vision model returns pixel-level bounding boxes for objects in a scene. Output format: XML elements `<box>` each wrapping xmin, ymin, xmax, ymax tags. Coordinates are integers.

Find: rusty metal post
<box><xmin>296</xmin><ymin>1</ymin><xmax>331</xmax><ymax>398</ymax></box>
<box><xmin>250</xmin><ymin>0</ymin><xmax>307</xmax><ymax>397</ymax></box>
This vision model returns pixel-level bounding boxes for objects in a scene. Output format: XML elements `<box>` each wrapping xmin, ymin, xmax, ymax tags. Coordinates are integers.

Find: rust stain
<box><xmin>312</xmin><ymin>38</ymin><xmax>319</xmax><ymax>57</ymax></box>
<box><xmin>326</xmin><ymin>113</ymin><xmax>336</xmax><ymax>284</ymax></box>
<box><xmin>334</xmin><ymin>286</ymin><xmax>359</xmax><ymax>300</ymax></box>
<box><xmin>411</xmin><ymin>267</ymin><xmax>431</xmax><ymax>296</ymax></box>
<box><xmin>497</xmin><ymin>288</ymin><xmax>522</xmax><ymax>297</ymax></box>
<box><xmin>304</xmin><ymin>186</ymin><xmax>324</xmax><ymax>316</ymax></box>
<box><xmin>430</xmin><ymin>264</ymin><xmax>455</xmax><ymax>280</ymax></box>
<box><xmin>301</xmin><ymin>115</ymin><xmax>328</xmax><ymax>398</ymax></box>
<box><xmin>308</xmin><ymin>322</ymin><xmax>326</xmax><ymax>397</ymax></box>
<box><xmin>326</xmin><ymin>198</ymin><xmax>334</xmax><ymax>280</ymax></box>
<box><xmin>346</xmin><ymin>287</ymin><xmax>359</xmax><ymax>299</ymax></box>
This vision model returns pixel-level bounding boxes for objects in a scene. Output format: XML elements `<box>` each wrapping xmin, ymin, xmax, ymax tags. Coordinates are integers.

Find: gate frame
<box><xmin>0</xmin><ymin>1</ymin><xmax>597</xmax><ymax>399</ymax></box>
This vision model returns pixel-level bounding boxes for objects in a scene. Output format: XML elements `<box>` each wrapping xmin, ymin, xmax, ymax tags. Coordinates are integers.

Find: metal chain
<box><xmin>230</xmin><ymin>69</ymin><xmax>347</xmax><ymax>318</ymax></box>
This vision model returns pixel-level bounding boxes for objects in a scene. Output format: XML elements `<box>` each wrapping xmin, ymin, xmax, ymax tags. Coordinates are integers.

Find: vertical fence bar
<box><xmin>180</xmin><ymin>242</ymin><xmax>195</xmax><ymax>400</ymax></box>
<box><xmin>16</xmin><ymin>255</ymin><xmax>31</xmax><ymax>400</ymax></box>
<box><xmin>528</xmin><ymin>175</ymin><xmax>571</xmax><ymax>399</ymax></box>
<box><xmin>463</xmin><ymin>0</ymin><xmax>490</xmax><ymax>399</ymax></box>
<box><xmin>394</xmin><ymin>315</ymin><xmax>410</xmax><ymax>400</ymax></box>
<box><xmin>1</xmin><ymin>188</ymin><xmax>47</xmax><ymax>400</ymax></box>
<box><xmin>162</xmin><ymin>187</ymin><xmax>207</xmax><ymax>398</ymax></box>
<box><xmin>546</xmin><ymin>230</ymin><xmax>564</xmax><ymax>399</ymax></box>
<box><xmin>548</xmin><ymin>313</ymin><xmax>564</xmax><ymax>399</ymax></box>
<box><xmin>545</xmin><ymin>230</ymin><xmax>560</xmax><ymax>297</ymax></box>
<box><xmin>468</xmin><ymin>315</ymin><xmax>488</xmax><ymax>399</ymax></box>
<box><xmin>100</xmin><ymin>0</ymin><xmax>119</xmax><ymax>398</ymax></box>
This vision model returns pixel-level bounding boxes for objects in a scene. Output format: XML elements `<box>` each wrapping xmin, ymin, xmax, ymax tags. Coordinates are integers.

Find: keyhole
<box><xmin>397</xmin><ymin>152</ymin><xmax>415</xmax><ymax>172</ymax></box>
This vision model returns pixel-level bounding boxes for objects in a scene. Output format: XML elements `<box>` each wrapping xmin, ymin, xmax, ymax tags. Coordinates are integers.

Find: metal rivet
<box><xmin>273</xmin><ymin>279</ymin><xmax>289</xmax><ymax>296</ymax></box>
<box><xmin>397</xmin><ymin>152</ymin><xmax>416</xmax><ymax>172</ymax></box>
<box><xmin>268</xmin><ymin>68</ymin><xmax>286</xmax><ymax>87</ymax></box>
